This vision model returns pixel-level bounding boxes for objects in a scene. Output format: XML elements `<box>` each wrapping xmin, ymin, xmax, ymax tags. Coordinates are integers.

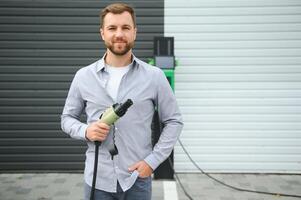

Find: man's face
<box><xmin>101</xmin><ymin>11</ymin><xmax>137</xmax><ymax>56</ymax></box>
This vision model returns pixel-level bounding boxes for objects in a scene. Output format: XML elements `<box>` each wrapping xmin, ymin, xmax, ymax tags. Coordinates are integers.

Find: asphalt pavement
<box><xmin>0</xmin><ymin>173</ymin><xmax>300</xmax><ymax>200</ymax></box>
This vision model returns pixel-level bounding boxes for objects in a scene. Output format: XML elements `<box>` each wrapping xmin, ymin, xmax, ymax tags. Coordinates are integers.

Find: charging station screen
<box><xmin>155</xmin><ymin>56</ymin><xmax>175</xmax><ymax>69</ymax></box>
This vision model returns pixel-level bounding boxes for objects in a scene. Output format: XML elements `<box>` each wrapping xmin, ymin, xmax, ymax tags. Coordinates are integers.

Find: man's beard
<box><xmin>105</xmin><ymin>40</ymin><xmax>134</xmax><ymax>56</ymax></box>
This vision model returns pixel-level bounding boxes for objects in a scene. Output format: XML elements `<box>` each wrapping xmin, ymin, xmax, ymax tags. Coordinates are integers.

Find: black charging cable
<box><xmin>90</xmin><ymin>126</ymin><xmax>118</xmax><ymax>200</ymax></box>
<box><xmin>90</xmin><ymin>141</ymin><xmax>101</xmax><ymax>200</ymax></box>
<box><xmin>167</xmin><ymin>157</ymin><xmax>194</xmax><ymax>200</ymax></box>
<box><xmin>175</xmin><ymin>139</ymin><xmax>301</xmax><ymax>199</ymax></box>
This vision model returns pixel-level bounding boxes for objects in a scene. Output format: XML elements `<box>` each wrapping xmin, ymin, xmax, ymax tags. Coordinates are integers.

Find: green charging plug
<box><xmin>99</xmin><ymin>99</ymin><xmax>133</xmax><ymax>125</ymax></box>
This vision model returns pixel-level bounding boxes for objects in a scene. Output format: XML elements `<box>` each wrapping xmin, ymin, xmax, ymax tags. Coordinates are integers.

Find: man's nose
<box><xmin>115</xmin><ymin>28</ymin><xmax>124</xmax><ymax>37</ymax></box>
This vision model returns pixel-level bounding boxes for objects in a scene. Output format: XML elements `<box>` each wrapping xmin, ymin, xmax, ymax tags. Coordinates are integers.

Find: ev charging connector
<box><xmin>90</xmin><ymin>99</ymin><xmax>133</xmax><ymax>200</ymax></box>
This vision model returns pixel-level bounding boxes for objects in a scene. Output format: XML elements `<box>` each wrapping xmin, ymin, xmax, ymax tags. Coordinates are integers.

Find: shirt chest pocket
<box><xmin>82</xmin><ymin>88</ymin><xmax>113</xmax><ymax>121</ymax></box>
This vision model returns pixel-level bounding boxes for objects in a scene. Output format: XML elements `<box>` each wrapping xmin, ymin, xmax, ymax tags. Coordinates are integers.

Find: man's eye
<box><xmin>108</xmin><ymin>27</ymin><xmax>116</xmax><ymax>30</ymax></box>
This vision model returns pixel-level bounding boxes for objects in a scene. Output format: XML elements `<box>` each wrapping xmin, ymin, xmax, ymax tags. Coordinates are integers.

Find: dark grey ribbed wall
<box><xmin>0</xmin><ymin>1</ymin><xmax>164</xmax><ymax>171</ymax></box>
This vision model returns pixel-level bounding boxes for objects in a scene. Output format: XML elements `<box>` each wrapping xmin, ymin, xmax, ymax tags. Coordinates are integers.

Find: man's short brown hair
<box><xmin>100</xmin><ymin>3</ymin><xmax>136</xmax><ymax>27</ymax></box>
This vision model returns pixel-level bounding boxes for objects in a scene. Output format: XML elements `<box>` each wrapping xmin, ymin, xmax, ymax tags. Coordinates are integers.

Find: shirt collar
<box><xmin>96</xmin><ymin>53</ymin><xmax>138</xmax><ymax>72</ymax></box>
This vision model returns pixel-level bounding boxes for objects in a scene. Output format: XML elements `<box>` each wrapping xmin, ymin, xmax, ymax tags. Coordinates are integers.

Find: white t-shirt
<box><xmin>105</xmin><ymin>64</ymin><xmax>130</xmax><ymax>101</ymax></box>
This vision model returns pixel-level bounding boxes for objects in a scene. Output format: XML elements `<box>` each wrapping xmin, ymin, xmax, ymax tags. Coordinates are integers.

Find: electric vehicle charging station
<box><xmin>149</xmin><ymin>37</ymin><xmax>176</xmax><ymax>179</ymax></box>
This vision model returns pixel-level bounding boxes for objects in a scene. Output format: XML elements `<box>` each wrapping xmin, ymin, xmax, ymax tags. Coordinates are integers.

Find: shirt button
<box><xmin>115</xmin><ymin>127</ymin><xmax>118</xmax><ymax>130</ymax></box>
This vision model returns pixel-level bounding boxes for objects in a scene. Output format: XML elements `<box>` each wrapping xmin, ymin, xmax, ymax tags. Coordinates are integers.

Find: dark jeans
<box><xmin>84</xmin><ymin>177</ymin><xmax>152</xmax><ymax>200</ymax></box>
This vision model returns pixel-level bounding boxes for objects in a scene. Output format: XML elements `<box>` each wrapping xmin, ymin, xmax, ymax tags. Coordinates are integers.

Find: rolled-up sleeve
<box><xmin>144</xmin><ymin>69</ymin><xmax>183</xmax><ymax>170</ymax></box>
<box><xmin>61</xmin><ymin>72</ymin><xmax>88</xmax><ymax>141</ymax></box>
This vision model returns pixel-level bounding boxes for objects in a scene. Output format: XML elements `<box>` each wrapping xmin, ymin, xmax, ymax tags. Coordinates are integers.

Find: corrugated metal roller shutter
<box><xmin>165</xmin><ymin>0</ymin><xmax>301</xmax><ymax>173</ymax></box>
<box><xmin>0</xmin><ymin>0</ymin><xmax>164</xmax><ymax>171</ymax></box>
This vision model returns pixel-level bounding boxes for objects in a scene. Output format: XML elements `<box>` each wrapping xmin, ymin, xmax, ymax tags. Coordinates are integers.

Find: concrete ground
<box><xmin>0</xmin><ymin>173</ymin><xmax>300</xmax><ymax>200</ymax></box>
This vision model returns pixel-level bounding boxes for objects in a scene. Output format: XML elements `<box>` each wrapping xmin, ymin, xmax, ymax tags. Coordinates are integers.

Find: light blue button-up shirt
<box><xmin>61</xmin><ymin>54</ymin><xmax>183</xmax><ymax>192</ymax></box>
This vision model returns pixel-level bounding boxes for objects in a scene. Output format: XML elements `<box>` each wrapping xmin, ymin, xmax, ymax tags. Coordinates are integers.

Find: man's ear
<box><xmin>100</xmin><ymin>27</ymin><xmax>104</xmax><ymax>40</ymax></box>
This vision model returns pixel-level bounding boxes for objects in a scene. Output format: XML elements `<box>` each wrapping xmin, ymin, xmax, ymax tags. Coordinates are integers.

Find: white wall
<box><xmin>165</xmin><ymin>0</ymin><xmax>301</xmax><ymax>173</ymax></box>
